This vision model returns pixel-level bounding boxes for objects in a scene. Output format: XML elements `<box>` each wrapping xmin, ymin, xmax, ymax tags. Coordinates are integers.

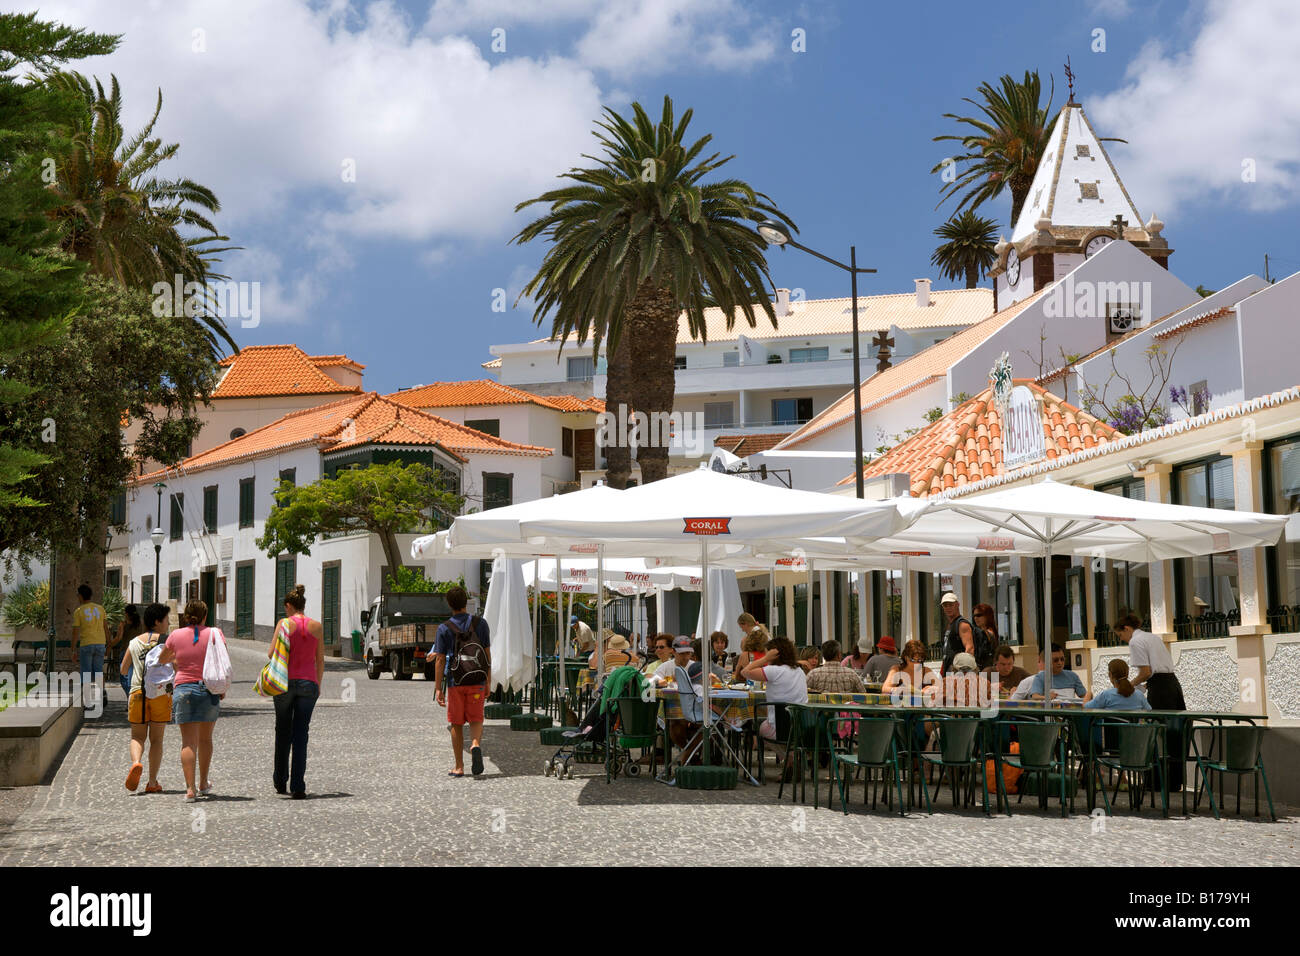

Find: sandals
<box><xmin>144</xmin><ymin>782</ymin><xmax>163</xmax><ymax>794</ymax></box>
<box><xmin>471</xmin><ymin>746</ymin><xmax>484</xmax><ymax>776</ymax></box>
<box><xmin>448</xmin><ymin>770</ymin><xmax>465</xmax><ymax>778</ymax></box>
<box><xmin>125</xmin><ymin>762</ymin><xmax>143</xmax><ymax>791</ymax></box>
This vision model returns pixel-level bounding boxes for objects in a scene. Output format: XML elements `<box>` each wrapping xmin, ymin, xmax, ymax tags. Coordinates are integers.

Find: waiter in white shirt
<box><xmin>1114</xmin><ymin>611</ymin><xmax>1186</xmax><ymax>788</ymax></box>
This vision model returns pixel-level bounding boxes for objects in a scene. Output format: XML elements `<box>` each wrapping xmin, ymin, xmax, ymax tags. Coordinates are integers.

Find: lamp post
<box><xmin>152</xmin><ymin>481</ymin><xmax>167</xmax><ymax>602</ymax></box>
<box><xmin>756</xmin><ymin>221</ymin><xmax>876</xmax><ymax>498</ymax></box>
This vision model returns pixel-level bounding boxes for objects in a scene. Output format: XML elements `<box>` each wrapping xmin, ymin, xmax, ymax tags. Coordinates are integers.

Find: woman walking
<box><xmin>158</xmin><ymin>600</ymin><xmax>225</xmax><ymax>802</ymax></box>
<box><xmin>111</xmin><ymin>604</ymin><xmax>144</xmax><ymax>697</ymax></box>
<box><xmin>121</xmin><ymin>603</ymin><xmax>172</xmax><ymax>793</ymax></box>
<box><xmin>272</xmin><ymin>584</ymin><xmax>324</xmax><ymax>799</ymax></box>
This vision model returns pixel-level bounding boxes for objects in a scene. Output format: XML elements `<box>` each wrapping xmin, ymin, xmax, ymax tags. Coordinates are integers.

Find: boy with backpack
<box><xmin>939</xmin><ymin>592</ymin><xmax>994</xmax><ymax>675</ymax></box>
<box><xmin>432</xmin><ymin>586</ymin><xmax>492</xmax><ymax>778</ymax></box>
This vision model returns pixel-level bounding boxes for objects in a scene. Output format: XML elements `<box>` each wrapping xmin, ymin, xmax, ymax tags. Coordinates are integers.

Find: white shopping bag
<box><xmin>202</xmin><ymin>627</ymin><xmax>232</xmax><ymax>696</ymax></box>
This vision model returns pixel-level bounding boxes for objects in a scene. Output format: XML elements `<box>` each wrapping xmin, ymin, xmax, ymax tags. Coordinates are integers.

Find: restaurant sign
<box><xmin>684</xmin><ymin>517</ymin><xmax>732</xmax><ymax>535</ymax></box>
<box><xmin>568</xmin><ymin>543</ymin><xmax>598</xmax><ymax>553</ymax></box>
<box><xmin>1002</xmin><ymin>385</ymin><xmax>1046</xmax><ymax>471</ymax></box>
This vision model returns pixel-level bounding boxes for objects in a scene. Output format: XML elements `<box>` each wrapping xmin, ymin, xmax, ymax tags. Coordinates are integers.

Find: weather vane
<box><xmin>1065</xmin><ymin>56</ymin><xmax>1077</xmax><ymax>104</ymax></box>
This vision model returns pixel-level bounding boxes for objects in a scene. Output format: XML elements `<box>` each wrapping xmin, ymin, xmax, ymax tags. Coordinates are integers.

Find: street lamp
<box><xmin>757</xmin><ymin>221</ymin><xmax>876</xmax><ymax>498</ymax></box>
<box><xmin>150</xmin><ymin>527</ymin><xmax>165</xmax><ymax>602</ymax></box>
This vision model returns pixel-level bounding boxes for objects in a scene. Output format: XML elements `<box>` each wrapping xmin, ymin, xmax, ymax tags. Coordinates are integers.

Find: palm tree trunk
<box><xmin>965</xmin><ymin>264</ymin><xmax>978</xmax><ymax>289</ymax></box>
<box><xmin>603</xmin><ymin>340</ymin><xmax>633</xmax><ymax>489</ymax></box>
<box><xmin>623</xmin><ymin>281</ymin><xmax>680</xmax><ymax>485</ymax></box>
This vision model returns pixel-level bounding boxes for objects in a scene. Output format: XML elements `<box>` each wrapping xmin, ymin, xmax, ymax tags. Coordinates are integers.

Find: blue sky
<box><xmin>29</xmin><ymin>0</ymin><xmax>1300</xmax><ymax>392</ymax></box>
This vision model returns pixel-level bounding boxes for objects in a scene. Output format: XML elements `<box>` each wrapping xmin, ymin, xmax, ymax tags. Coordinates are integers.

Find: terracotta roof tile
<box><xmin>843</xmin><ymin>379</ymin><xmax>1118</xmax><ymax>497</ymax></box>
<box><xmin>711</xmin><ymin>432</ymin><xmax>790</xmax><ymax>457</ymax></box>
<box><xmin>214</xmin><ymin>345</ymin><xmax>363</xmax><ymax>398</ymax></box>
<box><xmin>387</xmin><ymin>380</ymin><xmax>603</xmax><ymax>414</ymax></box>
<box><xmin>133</xmin><ymin>392</ymin><xmax>550</xmax><ymax>483</ymax></box>
<box><xmin>307</xmin><ymin>354</ymin><xmax>366</xmax><ymax>369</ymax></box>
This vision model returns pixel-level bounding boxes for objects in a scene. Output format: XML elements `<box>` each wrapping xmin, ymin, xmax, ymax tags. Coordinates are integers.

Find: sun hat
<box><xmin>952</xmin><ymin>652</ymin><xmax>978</xmax><ymax>673</ymax></box>
<box><xmin>857</xmin><ymin>637</ymin><xmax>872</xmax><ymax>652</ymax></box>
<box><xmin>606</xmin><ymin>634</ymin><xmax>630</xmax><ymax>650</ymax></box>
<box><xmin>940</xmin><ymin>592</ymin><xmax>959</xmax><ymax>605</ymax></box>
<box><xmin>672</xmin><ymin>636</ymin><xmax>693</xmax><ymax>654</ymax></box>
<box><xmin>875</xmin><ymin>635</ymin><xmax>897</xmax><ymax>654</ymax></box>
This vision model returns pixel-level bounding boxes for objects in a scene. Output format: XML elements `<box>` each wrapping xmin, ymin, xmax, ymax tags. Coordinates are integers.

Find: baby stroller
<box><xmin>545</xmin><ymin>665</ymin><xmax>653</xmax><ymax>781</ymax></box>
<box><xmin>544</xmin><ymin>691</ymin><xmax>609</xmax><ymax>779</ymax></box>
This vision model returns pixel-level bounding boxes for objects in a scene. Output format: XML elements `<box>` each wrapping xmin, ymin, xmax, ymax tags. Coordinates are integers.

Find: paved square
<box><xmin>1</xmin><ymin>640</ymin><xmax>1295</xmax><ymax>866</ymax></box>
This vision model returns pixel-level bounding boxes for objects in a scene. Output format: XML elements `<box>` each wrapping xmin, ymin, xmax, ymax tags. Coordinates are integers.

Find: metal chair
<box><xmin>1193</xmin><ymin>724</ymin><xmax>1276</xmax><ymax>821</ymax></box>
<box><xmin>827</xmin><ymin>716</ymin><xmax>911</xmax><ymax>815</ymax></box>
<box><xmin>919</xmin><ymin>716</ymin><xmax>990</xmax><ymax>815</ymax></box>
<box><xmin>1091</xmin><ymin>719</ymin><xmax>1167</xmax><ymax>817</ymax></box>
<box><xmin>1001</xmin><ymin>720</ymin><xmax>1071</xmax><ymax>817</ymax></box>
<box><xmin>605</xmin><ymin>696</ymin><xmax>659</xmax><ymax>783</ymax></box>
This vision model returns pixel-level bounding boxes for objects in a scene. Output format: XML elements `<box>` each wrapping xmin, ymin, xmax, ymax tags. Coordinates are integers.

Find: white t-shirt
<box><xmin>760</xmin><ymin>663</ymin><xmax>808</xmax><ymax>724</ymax></box>
<box><xmin>1128</xmin><ymin>629</ymin><xmax>1175</xmax><ymax>676</ymax></box>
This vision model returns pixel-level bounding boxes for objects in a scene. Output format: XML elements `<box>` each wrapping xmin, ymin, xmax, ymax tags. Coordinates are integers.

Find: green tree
<box><xmin>0</xmin><ymin>13</ymin><xmax>117</xmax><ymax>510</ymax></box>
<box><xmin>513</xmin><ymin>96</ymin><xmax>794</xmax><ymax>486</ymax></box>
<box><xmin>932</xmin><ymin>71</ymin><xmax>1059</xmax><ymax>224</ymax></box>
<box><xmin>930</xmin><ymin>211</ymin><xmax>999</xmax><ymax>288</ymax></box>
<box><xmin>256</xmin><ymin>462</ymin><xmax>465</xmax><ymax>577</ymax></box>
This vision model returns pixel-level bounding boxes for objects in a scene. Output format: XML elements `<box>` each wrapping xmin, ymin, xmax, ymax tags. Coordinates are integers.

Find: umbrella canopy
<box><xmin>482</xmin><ymin>556</ymin><xmax>535</xmax><ymax>692</ymax></box>
<box><xmin>446</xmin><ymin>483</ymin><xmax>623</xmax><ymax>551</ymax></box>
<box><xmin>520</xmin><ymin>558</ymin><xmax>699</xmax><ymax>593</ymax></box>
<box><xmin>695</xmin><ymin>567</ymin><xmax>745</xmax><ymax>652</ymax></box>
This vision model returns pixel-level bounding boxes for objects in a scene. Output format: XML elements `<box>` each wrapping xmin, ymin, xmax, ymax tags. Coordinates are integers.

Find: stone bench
<box><xmin>0</xmin><ymin>691</ymin><xmax>83</xmax><ymax>786</ymax></box>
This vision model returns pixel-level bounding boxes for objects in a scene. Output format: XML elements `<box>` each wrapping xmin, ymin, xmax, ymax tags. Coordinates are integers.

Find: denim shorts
<box><xmin>173</xmin><ymin>682</ymin><xmax>221</xmax><ymax>724</ymax></box>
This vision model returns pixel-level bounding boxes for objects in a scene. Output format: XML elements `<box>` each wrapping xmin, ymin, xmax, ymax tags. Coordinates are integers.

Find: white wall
<box><xmin>1238</xmin><ymin>271</ymin><xmax>1300</xmax><ymax>401</ymax></box>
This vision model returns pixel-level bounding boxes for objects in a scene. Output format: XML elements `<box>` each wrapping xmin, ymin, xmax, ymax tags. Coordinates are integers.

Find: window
<box><xmin>203</xmin><ymin>486</ymin><xmax>218</xmax><ymax>534</ymax></box>
<box><xmin>1096</xmin><ymin>478</ymin><xmax>1149</xmax><ymax>640</ymax></box>
<box><xmin>674</xmin><ymin>356</ymin><xmax>687</xmax><ymax>370</ymax></box>
<box><xmin>1175</xmin><ymin>457</ymin><xmax>1237</xmax><ymax>636</ymax></box>
<box><xmin>274</xmin><ymin>556</ymin><xmax>296</xmax><ymax>623</ymax></box>
<box><xmin>1266</xmin><ymin>436</ymin><xmax>1300</xmax><ymax>633</ymax></box>
<box><xmin>789</xmin><ymin>347</ymin><xmax>828</xmax><ymax>364</ymax></box>
<box><xmin>703</xmin><ymin>402</ymin><xmax>735</xmax><ymax>429</ymax></box>
<box><xmin>279</xmin><ymin>468</ymin><xmax>296</xmax><ymax>487</ymax></box>
<box><xmin>561</xmin><ymin>427</ymin><xmax>573</xmax><ymax>457</ymax></box>
<box><xmin>169</xmin><ymin>493</ymin><xmax>184</xmax><ymax>541</ymax></box>
<box><xmin>465</xmin><ymin>419</ymin><xmax>500</xmax><ymax>438</ymax></box>
<box><xmin>168</xmin><ymin>571</ymin><xmax>182</xmax><ymax>602</ymax></box>
<box><xmin>142</xmin><ymin>575</ymin><xmax>155</xmax><ymax>603</ymax></box>
<box><xmin>723</xmin><ymin>352</ymin><xmax>739</xmax><ymax>368</ymax></box>
<box><xmin>483</xmin><ymin>473</ymin><xmax>513</xmax><ymax>511</ymax></box>
<box><xmin>239</xmin><ymin>477</ymin><xmax>255</xmax><ymax>528</ymax></box>
<box><xmin>771</xmin><ymin>397</ymin><xmax>814</xmax><ymax>425</ymax></box>
<box><xmin>566</xmin><ymin>356</ymin><xmax>594</xmax><ymax>381</ymax></box>
<box><xmin>230</xmin><ymin>427</ymin><xmax>246</xmax><ymax>440</ymax></box>
<box><xmin>109</xmin><ymin>489</ymin><xmax>126</xmax><ymax>525</ymax></box>
<box><xmin>235</xmin><ymin>562</ymin><xmax>254</xmax><ymax>637</ymax></box>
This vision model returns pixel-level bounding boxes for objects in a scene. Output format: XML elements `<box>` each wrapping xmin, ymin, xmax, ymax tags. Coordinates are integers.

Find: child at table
<box><xmin>1085</xmin><ymin>658</ymin><xmax>1151</xmax><ymax>712</ymax></box>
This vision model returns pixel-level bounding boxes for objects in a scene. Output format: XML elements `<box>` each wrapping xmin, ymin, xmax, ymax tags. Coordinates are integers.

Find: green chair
<box><xmin>919</xmin><ymin>717</ymin><xmax>989</xmax><ymax>815</ymax></box>
<box><xmin>827</xmin><ymin>716</ymin><xmax>912</xmax><ymax>815</ymax></box>
<box><xmin>606</xmin><ymin>696</ymin><xmax>660</xmax><ymax>783</ymax></box>
<box><xmin>772</xmin><ymin>704</ymin><xmax>819</xmax><ymax>802</ymax></box>
<box><xmin>1193</xmin><ymin>724</ymin><xmax>1276</xmax><ymax>821</ymax></box>
<box><xmin>1092</xmin><ymin>719</ymin><xmax>1167</xmax><ymax>817</ymax></box>
<box><xmin>1001</xmin><ymin>720</ymin><xmax>1070</xmax><ymax>817</ymax></box>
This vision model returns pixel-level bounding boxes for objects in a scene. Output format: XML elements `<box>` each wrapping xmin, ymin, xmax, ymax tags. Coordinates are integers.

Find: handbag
<box><xmin>201</xmin><ymin>626</ymin><xmax>233</xmax><ymax>696</ymax></box>
<box><xmin>254</xmin><ymin>619</ymin><xmax>293</xmax><ymax>697</ymax></box>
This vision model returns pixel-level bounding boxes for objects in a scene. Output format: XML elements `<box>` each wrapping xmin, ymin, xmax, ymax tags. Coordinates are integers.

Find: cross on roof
<box><xmin>871</xmin><ymin>330</ymin><xmax>894</xmax><ymax>353</ymax></box>
<box><xmin>1111</xmin><ymin>214</ymin><xmax>1128</xmax><ymax>238</ymax></box>
<box><xmin>1065</xmin><ymin>56</ymin><xmax>1077</xmax><ymax>105</ymax></box>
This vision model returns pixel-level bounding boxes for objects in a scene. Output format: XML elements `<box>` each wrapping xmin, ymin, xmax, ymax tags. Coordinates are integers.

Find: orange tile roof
<box><xmin>307</xmin><ymin>353</ymin><xmax>366</xmax><ymax>369</ymax></box>
<box><xmin>214</xmin><ymin>345</ymin><xmax>364</xmax><ymax>398</ymax></box>
<box><xmin>712</xmin><ymin>433</ymin><xmax>790</xmax><ymax>457</ymax></box>
<box><xmin>777</xmin><ymin>287</ymin><xmax>1051</xmax><ymax>450</ymax></box>
<box><xmin>387</xmin><ymin>379</ymin><xmax>603</xmax><ymax>414</ymax></box>
<box><xmin>843</xmin><ymin>379</ymin><xmax>1118</xmax><ymax>497</ymax></box>
<box><xmin>134</xmin><ymin>392</ymin><xmax>550</xmax><ymax>483</ymax></box>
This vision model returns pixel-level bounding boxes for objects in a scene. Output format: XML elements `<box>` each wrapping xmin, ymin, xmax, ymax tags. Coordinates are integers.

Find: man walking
<box><xmin>71</xmin><ymin>584</ymin><xmax>107</xmax><ymax>715</ymax></box>
<box><xmin>433</xmin><ymin>586</ymin><xmax>491</xmax><ymax>778</ymax></box>
<box><xmin>939</xmin><ymin>592</ymin><xmax>991</xmax><ymax>675</ymax></box>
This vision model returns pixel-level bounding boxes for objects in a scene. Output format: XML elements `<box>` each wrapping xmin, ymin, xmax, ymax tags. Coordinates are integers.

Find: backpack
<box><xmin>445</xmin><ymin>615</ymin><xmax>489</xmax><ymax>687</ymax></box>
<box><xmin>943</xmin><ymin>615</ymin><xmax>994</xmax><ymax>673</ymax></box>
<box><xmin>201</xmin><ymin>626</ymin><xmax>233</xmax><ymax>696</ymax></box>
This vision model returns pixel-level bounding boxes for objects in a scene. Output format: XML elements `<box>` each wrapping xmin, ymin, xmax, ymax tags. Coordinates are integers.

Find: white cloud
<box><xmin>1087</xmin><ymin>0</ymin><xmax>1134</xmax><ymax>17</ymax></box>
<box><xmin>1089</xmin><ymin>0</ymin><xmax>1300</xmax><ymax>216</ymax></box>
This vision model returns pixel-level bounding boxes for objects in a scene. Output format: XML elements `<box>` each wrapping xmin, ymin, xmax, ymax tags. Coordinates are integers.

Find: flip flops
<box><xmin>448</xmin><ymin>770</ymin><xmax>465</xmax><ymax>778</ymax></box>
<box><xmin>125</xmin><ymin>762</ymin><xmax>143</xmax><ymax>791</ymax></box>
<box><xmin>144</xmin><ymin>782</ymin><xmax>163</xmax><ymax>794</ymax></box>
<box><xmin>471</xmin><ymin>746</ymin><xmax>484</xmax><ymax>776</ymax></box>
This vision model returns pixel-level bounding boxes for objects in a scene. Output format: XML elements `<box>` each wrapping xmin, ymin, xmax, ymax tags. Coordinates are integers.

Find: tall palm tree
<box><xmin>931</xmin><ymin>211</ymin><xmax>999</xmax><ymax>288</ymax></box>
<box><xmin>513</xmin><ymin>96</ymin><xmax>794</xmax><ymax>487</ymax></box>
<box><xmin>44</xmin><ymin>71</ymin><xmax>237</xmax><ymax>353</ymax></box>
<box><xmin>931</xmin><ymin>71</ymin><xmax>1058</xmax><ymax>225</ymax></box>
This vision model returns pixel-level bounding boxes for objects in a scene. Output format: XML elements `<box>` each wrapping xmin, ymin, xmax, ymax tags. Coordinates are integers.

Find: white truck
<box><xmin>361</xmin><ymin>591</ymin><xmax>454</xmax><ymax>681</ymax></box>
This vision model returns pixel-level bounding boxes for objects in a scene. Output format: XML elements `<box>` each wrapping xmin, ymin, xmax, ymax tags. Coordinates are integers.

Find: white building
<box><xmin>118</xmin><ymin>392</ymin><xmax>551</xmax><ymax>643</ymax></box>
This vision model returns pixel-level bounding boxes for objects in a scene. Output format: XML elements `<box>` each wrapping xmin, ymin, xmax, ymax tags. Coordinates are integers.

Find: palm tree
<box><xmin>513</xmin><ymin>96</ymin><xmax>794</xmax><ymax>486</ymax></box>
<box><xmin>931</xmin><ymin>71</ymin><xmax>1058</xmax><ymax>225</ymax></box>
<box><xmin>931</xmin><ymin>211</ymin><xmax>999</xmax><ymax>288</ymax></box>
<box><xmin>44</xmin><ymin>71</ymin><xmax>237</xmax><ymax>353</ymax></box>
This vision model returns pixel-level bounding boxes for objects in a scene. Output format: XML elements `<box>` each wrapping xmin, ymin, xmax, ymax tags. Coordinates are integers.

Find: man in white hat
<box><xmin>939</xmin><ymin>592</ymin><xmax>991</xmax><ymax>675</ymax></box>
<box><xmin>588</xmin><ymin>631</ymin><xmax>636</xmax><ymax>674</ymax></box>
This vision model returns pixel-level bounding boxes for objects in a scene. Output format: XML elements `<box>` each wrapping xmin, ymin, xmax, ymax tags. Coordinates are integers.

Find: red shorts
<box><xmin>447</xmin><ymin>684</ymin><xmax>486</xmax><ymax>725</ymax></box>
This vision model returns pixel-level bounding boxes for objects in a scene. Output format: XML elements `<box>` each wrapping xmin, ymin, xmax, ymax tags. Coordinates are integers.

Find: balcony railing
<box><xmin>1267</xmin><ymin>605</ymin><xmax>1300</xmax><ymax>635</ymax></box>
<box><xmin>1172</xmin><ymin>610</ymin><xmax>1238</xmax><ymax>642</ymax></box>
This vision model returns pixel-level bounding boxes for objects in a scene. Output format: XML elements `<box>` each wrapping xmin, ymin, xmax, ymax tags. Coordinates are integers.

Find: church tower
<box><xmin>989</xmin><ymin>80</ymin><xmax>1171</xmax><ymax>309</ymax></box>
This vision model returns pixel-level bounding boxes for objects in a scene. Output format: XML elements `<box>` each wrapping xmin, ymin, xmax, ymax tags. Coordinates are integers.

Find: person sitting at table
<box><xmin>806</xmin><ymin>639</ymin><xmax>866</xmax><ymax>695</ymax></box>
<box><xmin>882</xmin><ymin>639</ymin><xmax>935</xmax><ymax>695</ymax></box>
<box><xmin>732</xmin><ymin>628</ymin><xmax>768</xmax><ymax>682</ymax></box>
<box><xmin>797</xmin><ymin>646</ymin><xmax>821</xmax><ymax>674</ymax></box>
<box><xmin>590</xmin><ymin>632</ymin><xmax>637</xmax><ymax>675</ymax></box>
<box><xmin>982</xmin><ymin>644</ymin><xmax>1031</xmax><ymax>696</ymax></box>
<box><xmin>1085</xmin><ymin>658</ymin><xmax>1151</xmax><ymax>712</ymax></box>
<box><xmin>1009</xmin><ymin>644</ymin><xmax>1092</xmax><ymax>701</ymax></box>
<box><xmin>740</xmin><ymin>636</ymin><xmax>808</xmax><ymax>771</ymax></box>
<box><xmin>939</xmin><ymin>652</ymin><xmax>991</xmax><ymax>706</ymax></box>
<box><xmin>642</xmin><ymin>633</ymin><xmax>675</xmax><ymax>676</ymax></box>
<box><xmin>864</xmin><ymin>635</ymin><xmax>899</xmax><ymax>684</ymax></box>
<box><xmin>709</xmin><ymin>631</ymin><xmax>732</xmax><ymax>678</ymax></box>
<box><xmin>649</xmin><ymin>636</ymin><xmax>704</xmax><ymax>760</ymax></box>
<box><xmin>840</xmin><ymin>637</ymin><xmax>870</xmax><ymax>676</ymax></box>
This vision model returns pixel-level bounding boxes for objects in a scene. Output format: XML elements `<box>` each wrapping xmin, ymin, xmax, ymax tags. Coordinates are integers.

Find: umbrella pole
<box><xmin>532</xmin><ymin>562</ymin><xmax>540</xmax><ymax>706</ymax></box>
<box><xmin>700</xmin><ymin>539</ymin><xmax>712</xmax><ymax>766</ymax></box>
<box><xmin>597</xmin><ymin>545</ymin><xmax>605</xmax><ymax>677</ymax></box>
<box><xmin>556</xmin><ymin>557</ymin><xmax>564</xmax><ymax>702</ymax></box>
<box><xmin>806</xmin><ymin>559</ymin><xmax>815</xmax><ymax>644</ymax></box>
<box><xmin>768</xmin><ymin>574</ymin><xmax>775</xmax><ymax>638</ymax></box>
<box><xmin>902</xmin><ymin>555</ymin><xmax>911</xmax><ymax>651</ymax></box>
<box><xmin>1043</xmin><ymin>521</ymin><xmax>1053</xmax><ymax>711</ymax></box>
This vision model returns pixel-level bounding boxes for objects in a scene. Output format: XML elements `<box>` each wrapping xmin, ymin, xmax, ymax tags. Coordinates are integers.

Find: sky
<box><xmin>19</xmin><ymin>0</ymin><xmax>1300</xmax><ymax>393</ymax></box>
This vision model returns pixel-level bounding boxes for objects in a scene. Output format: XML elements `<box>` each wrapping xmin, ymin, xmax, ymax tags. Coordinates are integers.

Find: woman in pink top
<box><xmin>158</xmin><ymin>599</ymin><xmax>226</xmax><ymax>802</ymax></box>
<box><xmin>271</xmin><ymin>584</ymin><xmax>325</xmax><ymax>799</ymax></box>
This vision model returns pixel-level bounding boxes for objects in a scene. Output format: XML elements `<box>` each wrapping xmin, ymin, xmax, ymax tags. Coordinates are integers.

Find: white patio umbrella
<box><xmin>695</xmin><ymin>567</ymin><xmax>745</xmax><ymax>653</ymax></box>
<box><xmin>884</xmin><ymin>479</ymin><xmax>1289</xmax><ymax>705</ymax></box>
<box><xmin>481</xmin><ymin>556</ymin><xmax>534</xmax><ymax>692</ymax></box>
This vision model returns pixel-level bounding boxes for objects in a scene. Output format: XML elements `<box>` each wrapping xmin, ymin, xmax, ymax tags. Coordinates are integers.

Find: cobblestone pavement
<box><xmin>1</xmin><ymin>639</ymin><xmax>1296</xmax><ymax>866</ymax></box>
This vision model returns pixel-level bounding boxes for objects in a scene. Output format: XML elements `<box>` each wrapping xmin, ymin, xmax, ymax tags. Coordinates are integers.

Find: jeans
<box><xmin>273</xmin><ymin>679</ymin><xmax>319</xmax><ymax>794</ymax></box>
<box><xmin>120</xmin><ymin>660</ymin><xmax>133</xmax><ymax>698</ymax></box>
<box><xmin>78</xmin><ymin>644</ymin><xmax>106</xmax><ymax>710</ymax></box>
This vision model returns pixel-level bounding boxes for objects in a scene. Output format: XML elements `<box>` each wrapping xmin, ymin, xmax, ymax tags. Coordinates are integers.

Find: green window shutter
<box><xmin>170</xmin><ymin>493</ymin><xmax>184</xmax><ymax>541</ymax></box>
<box><xmin>235</xmin><ymin>564</ymin><xmax>254</xmax><ymax>636</ymax></box>
<box><xmin>239</xmin><ymin>478</ymin><xmax>255</xmax><ymax>527</ymax></box>
<box><xmin>322</xmin><ymin>565</ymin><xmax>340</xmax><ymax>644</ymax></box>
<box><xmin>203</xmin><ymin>486</ymin><xmax>218</xmax><ymax>533</ymax></box>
